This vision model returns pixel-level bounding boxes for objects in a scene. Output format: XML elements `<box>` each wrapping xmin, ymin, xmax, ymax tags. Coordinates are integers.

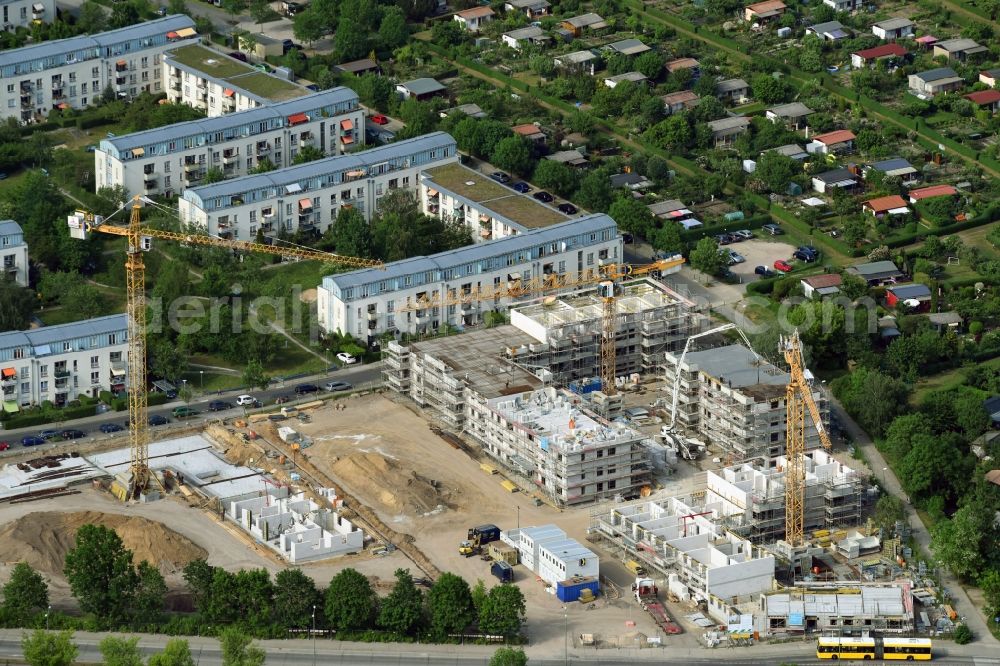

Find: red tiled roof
<box><xmin>747</xmin><ymin>0</ymin><xmax>786</xmax><ymax>13</ymax></box>
<box><xmin>662</xmin><ymin>90</ymin><xmax>699</xmax><ymax>104</ymax></box>
<box><xmin>802</xmin><ymin>274</ymin><xmax>843</xmax><ymax>289</ymax></box>
<box><xmin>456</xmin><ymin>6</ymin><xmax>495</xmax><ymax>18</ymax></box>
<box><xmin>909</xmin><ymin>184</ymin><xmax>958</xmax><ymax>200</ymax></box>
<box><xmin>813</xmin><ymin>129</ymin><xmax>856</xmax><ymax>145</ymax></box>
<box><xmin>864</xmin><ymin>194</ymin><xmax>908</xmax><ymax>213</ymax></box>
<box><xmin>965</xmin><ymin>89</ymin><xmax>1000</xmax><ymax>105</ymax></box>
<box><xmin>512</xmin><ymin>123</ymin><xmax>544</xmax><ymax>136</ymax></box>
<box><xmin>854</xmin><ymin>43</ymin><xmax>907</xmax><ymax>60</ymax></box>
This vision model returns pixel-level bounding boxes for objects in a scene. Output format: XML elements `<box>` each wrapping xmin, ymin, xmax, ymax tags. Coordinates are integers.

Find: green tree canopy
<box><xmin>77</xmin><ymin>1</ymin><xmax>108</xmax><ymax>33</ymax></box>
<box><xmin>378</xmin><ymin>6</ymin><xmax>409</xmax><ymax>50</ymax></box>
<box><xmin>377</xmin><ymin>568</ymin><xmax>424</xmax><ymax>635</ymax></box>
<box><xmin>608</xmin><ymin>196</ymin><xmax>655</xmax><ymax>238</ymax></box>
<box><xmin>99</xmin><ymin>636</ymin><xmax>143</xmax><ymax>666</ymax></box>
<box><xmin>575</xmin><ymin>170</ymin><xmax>613</xmax><ymax>213</ymax></box>
<box><xmin>328</xmin><ymin>207</ymin><xmax>372</xmax><ymax>259</ymax></box>
<box><xmin>133</xmin><ymin>561</ymin><xmax>167</xmax><ymax>625</ymax></box>
<box><xmin>273</xmin><ymin>569</ymin><xmax>321</xmax><ymax>630</ymax></box>
<box><xmin>242</xmin><ymin>358</ymin><xmax>271</xmax><ymax>393</ymax></box>
<box><xmin>293</xmin><ymin>145</ymin><xmax>325</xmax><ymax>164</ymax></box>
<box><xmin>490</xmin><ymin>137</ymin><xmax>534</xmax><ymax>177</ymax></box>
<box><xmin>148</xmin><ymin>639</ymin><xmax>196</xmax><ymax>666</ymax></box>
<box><xmin>0</xmin><ymin>278</ymin><xmax>35</xmax><ymax>333</ymax></box>
<box><xmin>324</xmin><ymin>568</ymin><xmax>376</xmax><ymax>632</ymax></box>
<box><xmin>931</xmin><ymin>505</ymin><xmax>993</xmax><ymax>581</ymax></box>
<box><xmin>490</xmin><ymin>647</ymin><xmax>528</xmax><ymax>666</ymax></box>
<box><xmin>531</xmin><ymin>160</ymin><xmax>579</xmax><ymax>197</ymax></box>
<box><xmin>21</xmin><ymin>630</ymin><xmax>77</xmax><ymax>666</ymax></box>
<box><xmin>1</xmin><ymin>562</ymin><xmax>48</xmax><ymax>625</ymax></box>
<box><xmin>688</xmin><ymin>237</ymin><xmax>724</xmax><ymax>276</ymax></box>
<box><xmin>427</xmin><ymin>572</ymin><xmax>474</xmax><ymax>637</ymax></box>
<box><xmin>219</xmin><ymin>628</ymin><xmax>265</xmax><ymax>666</ymax></box>
<box><xmin>63</xmin><ymin>524</ymin><xmax>138</xmax><ymax>621</ymax></box>
<box><xmin>478</xmin><ymin>584</ymin><xmax>526</xmax><ymax>638</ymax></box>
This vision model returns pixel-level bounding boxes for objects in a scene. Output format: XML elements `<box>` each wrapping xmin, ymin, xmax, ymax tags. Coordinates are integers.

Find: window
<box><xmin>13</xmin><ymin>348</ymin><xmax>23</xmax><ymax>360</ymax></box>
<box><xmin>91</xmin><ymin>371</ymin><xmax>100</xmax><ymax>384</ymax></box>
<box><xmin>63</xmin><ymin>342</ymin><xmax>71</xmax><ymax>352</ymax></box>
<box><xmin>90</xmin><ymin>356</ymin><xmax>99</xmax><ymax>368</ymax></box>
<box><xmin>110</xmin><ymin>351</ymin><xmax>122</xmax><ymax>363</ymax></box>
<box><xmin>40</xmin><ymin>380</ymin><xmax>48</xmax><ymax>392</ymax></box>
<box><xmin>21</xmin><ymin>382</ymin><xmax>29</xmax><ymax>394</ymax></box>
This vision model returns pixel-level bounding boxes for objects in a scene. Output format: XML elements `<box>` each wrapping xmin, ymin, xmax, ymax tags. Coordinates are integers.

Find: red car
<box><xmin>774</xmin><ymin>259</ymin><xmax>793</xmax><ymax>273</ymax></box>
<box><xmin>0</xmin><ymin>441</ymin><xmax>9</xmax><ymax>451</ymax></box>
<box><xmin>370</xmin><ymin>114</ymin><xmax>389</xmax><ymax>125</ymax></box>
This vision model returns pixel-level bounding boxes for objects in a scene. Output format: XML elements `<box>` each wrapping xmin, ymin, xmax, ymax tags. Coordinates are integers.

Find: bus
<box><xmin>817</xmin><ymin>636</ymin><xmax>933</xmax><ymax>660</ymax></box>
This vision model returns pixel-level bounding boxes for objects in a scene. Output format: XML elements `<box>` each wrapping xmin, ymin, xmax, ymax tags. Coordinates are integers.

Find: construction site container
<box><xmin>500</xmin><ymin>480</ymin><xmax>518</xmax><ymax>493</ymax></box>
<box><xmin>556</xmin><ymin>576</ymin><xmax>599</xmax><ymax>602</ymax></box>
<box><xmin>491</xmin><ymin>561</ymin><xmax>514</xmax><ymax>583</ymax></box>
<box><xmin>480</xmin><ymin>463</ymin><xmax>497</xmax><ymax>475</ymax></box>
<box><xmin>488</xmin><ymin>541</ymin><xmax>519</xmax><ymax>565</ymax></box>
<box><xmin>277</xmin><ymin>427</ymin><xmax>299</xmax><ymax>443</ymax></box>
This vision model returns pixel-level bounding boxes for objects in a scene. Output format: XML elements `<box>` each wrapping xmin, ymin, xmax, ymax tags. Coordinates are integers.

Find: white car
<box><xmin>235</xmin><ymin>394</ymin><xmax>256</xmax><ymax>406</ymax></box>
<box><xmin>336</xmin><ymin>352</ymin><xmax>357</xmax><ymax>364</ymax></box>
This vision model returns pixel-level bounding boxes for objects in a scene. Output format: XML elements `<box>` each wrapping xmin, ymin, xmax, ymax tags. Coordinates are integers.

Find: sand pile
<box><xmin>0</xmin><ymin>511</ymin><xmax>207</xmax><ymax>576</ymax></box>
<box><xmin>331</xmin><ymin>452</ymin><xmax>453</xmax><ymax>516</ymax></box>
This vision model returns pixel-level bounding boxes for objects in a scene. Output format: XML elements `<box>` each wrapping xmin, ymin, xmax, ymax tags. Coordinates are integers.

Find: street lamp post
<box><xmin>200</xmin><ymin>370</ymin><xmax>204</xmax><ymax>389</ymax></box>
<box><xmin>882</xmin><ymin>467</ymin><xmax>888</xmax><ymax>486</ymax></box>
<box><xmin>45</xmin><ymin>605</ymin><xmax>50</xmax><ymax>630</ymax></box>
<box><xmin>563</xmin><ymin>606</ymin><xmax>568</xmax><ymax>666</ymax></box>
<box><xmin>312</xmin><ymin>605</ymin><xmax>317</xmax><ymax>666</ymax></box>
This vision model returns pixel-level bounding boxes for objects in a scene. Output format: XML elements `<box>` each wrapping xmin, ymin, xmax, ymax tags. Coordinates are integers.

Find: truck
<box><xmin>625</xmin><ymin>560</ymin><xmax>647</xmax><ymax>577</ymax></box>
<box><xmin>491</xmin><ymin>561</ymin><xmax>514</xmax><ymax>584</ymax></box>
<box><xmin>459</xmin><ymin>524</ymin><xmax>501</xmax><ymax>557</ymax></box>
<box><xmin>633</xmin><ymin>577</ymin><xmax>682</xmax><ymax>635</ymax></box>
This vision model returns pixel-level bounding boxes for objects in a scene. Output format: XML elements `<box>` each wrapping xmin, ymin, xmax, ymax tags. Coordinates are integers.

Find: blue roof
<box><xmin>183</xmin><ymin>132</ymin><xmax>456</xmax><ymax>206</ymax></box>
<box><xmin>325</xmin><ymin>214</ymin><xmax>618</xmax><ymax>293</ymax></box>
<box><xmin>0</xmin><ymin>15</ymin><xmax>195</xmax><ymax>69</ymax></box>
<box><xmin>101</xmin><ymin>88</ymin><xmax>359</xmax><ymax>154</ymax></box>
<box><xmin>0</xmin><ymin>314</ymin><xmax>127</xmax><ymax>353</ymax></box>
<box><xmin>889</xmin><ymin>284</ymin><xmax>931</xmax><ymax>299</ymax></box>
<box><xmin>0</xmin><ymin>220</ymin><xmax>24</xmax><ymax>236</ymax></box>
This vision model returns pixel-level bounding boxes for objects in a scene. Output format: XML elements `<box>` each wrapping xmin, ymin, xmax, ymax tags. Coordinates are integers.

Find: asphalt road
<box><xmin>0</xmin><ymin>362</ymin><xmax>383</xmax><ymax>448</ymax></box>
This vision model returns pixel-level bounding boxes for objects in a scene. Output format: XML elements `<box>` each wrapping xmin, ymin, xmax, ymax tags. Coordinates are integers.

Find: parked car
<box><xmin>294</xmin><ymin>383</ymin><xmax>319</xmax><ymax>395</ymax></box>
<box><xmin>793</xmin><ymin>246</ymin><xmax>819</xmax><ymax>262</ymax></box>
<box><xmin>489</xmin><ymin>171</ymin><xmax>511</xmax><ymax>184</ymax></box>
<box><xmin>21</xmin><ymin>435</ymin><xmax>45</xmax><ymax>447</ymax></box>
<box><xmin>557</xmin><ymin>203</ymin><xmax>578</xmax><ymax>214</ymax></box>
<box><xmin>39</xmin><ymin>429</ymin><xmax>60</xmax><ymax>440</ymax></box>
<box><xmin>156</xmin><ymin>6</ymin><xmax>167</xmax><ymax>15</ymax></box>
<box><xmin>148</xmin><ymin>414</ymin><xmax>169</xmax><ymax>426</ymax></box>
<box><xmin>324</xmin><ymin>381</ymin><xmax>353</xmax><ymax>392</ymax></box>
<box><xmin>732</xmin><ymin>229</ymin><xmax>754</xmax><ymax>240</ymax></box>
<box><xmin>227</xmin><ymin>51</ymin><xmax>248</xmax><ymax>62</ymax></box>
<box><xmin>100</xmin><ymin>423</ymin><xmax>124</xmax><ymax>433</ymax></box>
<box><xmin>336</xmin><ymin>352</ymin><xmax>357</xmax><ymax>365</ymax></box>
<box><xmin>511</xmin><ymin>182</ymin><xmax>531</xmax><ymax>193</ymax></box>
<box><xmin>208</xmin><ymin>400</ymin><xmax>233</xmax><ymax>411</ymax></box>
<box><xmin>235</xmin><ymin>394</ymin><xmax>256</xmax><ymax>406</ymax></box>
<box><xmin>533</xmin><ymin>191</ymin><xmax>554</xmax><ymax>203</ymax></box>
<box><xmin>622</xmin><ymin>233</ymin><xmax>634</xmax><ymax>244</ymax></box>
<box><xmin>727</xmin><ymin>250</ymin><xmax>746</xmax><ymax>264</ymax></box>
<box><xmin>172</xmin><ymin>406</ymin><xmax>199</xmax><ymax>419</ymax></box>
<box><xmin>762</xmin><ymin>223</ymin><xmax>783</xmax><ymax>235</ymax></box>
<box><xmin>754</xmin><ymin>265</ymin><xmax>776</xmax><ymax>277</ymax></box>
<box><xmin>60</xmin><ymin>429</ymin><xmax>86</xmax><ymax>440</ymax></box>
<box><xmin>0</xmin><ymin>441</ymin><xmax>9</xmax><ymax>451</ymax></box>
<box><xmin>714</xmin><ymin>234</ymin><xmax>732</xmax><ymax>245</ymax></box>
<box><xmin>774</xmin><ymin>259</ymin><xmax>793</xmax><ymax>273</ymax></box>
<box><xmin>370</xmin><ymin>114</ymin><xmax>389</xmax><ymax>125</ymax></box>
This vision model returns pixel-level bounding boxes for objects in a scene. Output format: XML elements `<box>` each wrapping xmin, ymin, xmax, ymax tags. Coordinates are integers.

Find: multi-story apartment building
<box><xmin>2</xmin><ymin>0</ymin><xmax>55</xmax><ymax>30</ymax></box>
<box><xmin>0</xmin><ymin>15</ymin><xmax>197</xmax><ymax>123</ymax></box>
<box><xmin>419</xmin><ymin>163</ymin><xmax>570</xmax><ymax>243</ymax></box>
<box><xmin>179</xmin><ymin>132</ymin><xmax>458</xmax><ymax>240</ymax></box>
<box><xmin>95</xmin><ymin>88</ymin><xmax>363</xmax><ymax>197</ymax></box>
<box><xmin>163</xmin><ymin>44</ymin><xmax>309</xmax><ymax>117</ymax></box>
<box><xmin>0</xmin><ymin>314</ymin><xmax>128</xmax><ymax>408</ymax></box>
<box><xmin>664</xmin><ymin>343</ymin><xmax>828</xmax><ymax>461</ymax></box>
<box><xmin>466</xmin><ymin>386</ymin><xmax>651</xmax><ymax>505</ymax></box>
<box><xmin>319</xmin><ymin>213</ymin><xmax>621</xmax><ymax>339</ymax></box>
<box><xmin>0</xmin><ymin>220</ymin><xmax>29</xmax><ymax>287</ymax></box>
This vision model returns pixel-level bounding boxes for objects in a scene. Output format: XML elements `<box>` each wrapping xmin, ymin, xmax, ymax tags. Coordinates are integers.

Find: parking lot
<box><xmin>721</xmin><ymin>235</ymin><xmax>798</xmax><ymax>281</ymax></box>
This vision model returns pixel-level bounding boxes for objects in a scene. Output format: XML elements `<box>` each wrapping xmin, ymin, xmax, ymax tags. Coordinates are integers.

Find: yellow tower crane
<box><xmin>68</xmin><ymin>196</ymin><xmax>383</xmax><ymax>499</ymax></box>
<box><xmin>780</xmin><ymin>329</ymin><xmax>832</xmax><ymax>547</ymax></box>
<box><xmin>398</xmin><ymin>256</ymin><xmax>685</xmax><ymax>394</ymax></box>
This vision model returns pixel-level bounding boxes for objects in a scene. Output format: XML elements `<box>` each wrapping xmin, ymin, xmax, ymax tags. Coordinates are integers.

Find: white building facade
<box><xmin>0</xmin><ymin>220</ymin><xmax>29</xmax><ymax>287</ymax></box>
<box><xmin>179</xmin><ymin>132</ymin><xmax>458</xmax><ymax>241</ymax></box>
<box><xmin>95</xmin><ymin>88</ymin><xmax>363</xmax><ymax>198</ymax></box>
<box><xmin>317</xmin><ymin>213</ymin><xmax>622</xmax><ymax>338</ymax></box>
<box><xmin>502</xmin><ymin>525</ymin><xmax>599</xmax><ymax>585</ymax></box>
<box><xmin>0</xmin><ymin>314</ymin><xmax>128</xmax><ymax>408</ymax></box>
<box><xmin>2</xmin><ymin>0</ymin><xmax>55</xmax><ymax>30</ymax></box>
<box><xmin>0</xmin><ymin>15</ymin><xmax>197</xmax><ymax>123</ymax></box>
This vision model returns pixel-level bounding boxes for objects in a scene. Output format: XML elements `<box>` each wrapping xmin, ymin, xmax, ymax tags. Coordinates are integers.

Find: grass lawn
<box><xmin>183</xmin><ymin>344</ymin><xmax>328</xmax><ymax>394</ymax></box>
<box><xmin>910</xmin><ymin>356</ymin><xmax>1000</xmax><ymax>404</ymax></box>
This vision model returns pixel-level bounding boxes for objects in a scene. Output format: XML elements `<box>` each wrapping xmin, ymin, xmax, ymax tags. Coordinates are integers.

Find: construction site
<box><xmin>0</xmin><ymin>202</ymin><xmax>959</xmax><ymax>654</ymax></box>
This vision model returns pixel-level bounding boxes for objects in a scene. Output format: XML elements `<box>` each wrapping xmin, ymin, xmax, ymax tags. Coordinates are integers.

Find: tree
<box><xmin>21</xmin><ymin>631</ymin><xmax>77</xmax><ymax>666</ymax></box>
<box><xmin>293</xmin><ymin>145</ymin><xmax>325</xmax><ymax>164</ymax></box>
<box><xmin>133</xmin><ymin>561</ymin><xmax>167</xmax><ymax>625</ymax></box>
<box><xmin>470</xmin><ymin>579</ymin><xmax>487</xmax><ymax>613</ymax></box>
<box><xmin>293</xmin><ymin>10</ymin><xmax>326</xmax><ymax>45</ymax></box>
<box><xmin>931</xmin><ymin>504</ymin><xmax>992</xmax><ymax>581</ymax></box>
<box><xmin>532</xmin><ymin>160</ymin><xmax>578</xmax><ymax>197</ymax></box>
<box><xmin>954</xmin><ymin>624</ymin><xmax>973</xmax><ymax>644</ymax></box>
<box><xmin>751</xmin><ymin>74</ymin><xmax>794</xmax><ymax>105</ymax></box>
<box><xmin>221</xmin><ymin>0</ymin><xmax>247</xmax><ymax>20</ymax></box>
<box><xmin>1</xmin><ymin>562</ymin><xmax>48</xmax><ymax>625</ymax></box>
<box><xmin>831</xmin><ymin>367</ymin><xmax>909</xmax><ymax>438</ymax></box>
<box><xmin>608</xmin><ymin>197</ymin><xmax>654</xmax><ymax>238</ymax></box>
<box><xmin>273</xmin><ymin>569</ymin><xmax>320</xmax><ymax>630</ymax></box>
<box><xmin>329</xmin><ymin>207</ymin><xmax>372</xmax><ymax>259</ymax></box>
<box><xmin>378</xmin><ymin>568</ymin><xmax>424</xmax><ymax>636</ymax></box>
<box><xmin>334</xmin><ymin>17</ymin><xmax>370</xmax><ymax>61</ymax></box>
<box><xmin>63</xmin><ymin>524</ymin><xmax>138</xmax><ymax>621</ymax></box>
<box><xmin>479</xmin><ymin>584</ymin><xmax>526</xmax><ymax>638</ymax></box>
<box><xmin>754</xmin><ymin>151</ymin><xmax>797</xmax><ymax>193</ymax></box>
<box><xmin>249</xmin><ymin>158</ymin><xmax>276</xmax><ymax>174</ymax></box>
<box><xmin>241</xmin><ymin>358</ymin><xmax>271</xmax><ymax>392</ymax></box>
<box><xmin>249</xmin><ymin>0</ymin><xmax>272</xmax><ymax>30</ymax></box>
<box><xmin>99</xmin><ymin>637</ymin><xmax>143</xmax><ymax>666</ymax></box>
<box><xmin>576</xmin><ymin>170</ymin><xmax>613</xmax><ymax>213</ymax></box>
<box><xmin>148</xmin><ymin>639</ymin><xmax>196</xmax><ymax>666</ymax></box>
<box><xmin>427</xmin><ymin>572</ymin><xmax>474</xmax><ymax>637</ymax></box>
<box><xmin>378</xmin><ymin>6</ymin><xmax>409</xmax><ymax>50</ymax></box>
<box><xmin>109</xmin><ymin>0</ymin><xmax>140</xmax><ymax>29</ymax></box>
<box><xmin>0</xmin><ymin>278</ymin><xmax>35</xmax><ymax>333</ymax></box>
<box><xmin>219</xmin><ymin>628</ymin><xmax>265</xmax><ymax>666</ymax></box>
<box><xmin>490</xmin><ymin>648</ymin><xmax>528</xmax><ymax>666</ymax></box>
<box><xmin>490</xmin><ymin>137</ymin><xmax>534</xmax><ymax>177</ymax></box>
<box><xmin>324</xmin><ymin>568</ymin><xmax>376</xmax><ymax>632</ymax></box>
<box><xmin>689</xmin><ymin>237</ymin><xmax>724</xmax><ymax>276</ymax></box>
<box><xmin>634</xmin><ymin>51</ymin><xmax>663</xmax><ymax>80</ymax></box>
<box><xmin>77</xmin><ymin>1</ymin><xmax>108</xmax><ymax>33</ymax></box>
<box><xmin>652</xmin><ymin>222</ymin><xmax>683</xmax><ymax>255</ymax></box>
<box><xmin>167</xmin><ymin>0</ymin><xmax>187</xmax><ymax>14</ymax></box>
<box><xmin>182</xmin><ymin>559</ymin><xmax>215</xmax><ymax>613</ymax></box>
<box><xmin>202</xmin><ymin>168</ymin><xmax>224</xmax><ymax>184</ymax></box>
<box><xmin>873</xmin><ymin>494</ymin><xmax>905</xmax><ymax>535</ymax></box>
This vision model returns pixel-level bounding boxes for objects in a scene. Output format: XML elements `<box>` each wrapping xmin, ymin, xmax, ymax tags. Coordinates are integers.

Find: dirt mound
<box><xmin>331</xmin><ymin>453</ymin><xmax>453</xmax><ymax>516</ymax></box>
<box><xmin>0</xmin><ymin>511</ymin><xmax>207</xmax><ymax>576</ymax></box>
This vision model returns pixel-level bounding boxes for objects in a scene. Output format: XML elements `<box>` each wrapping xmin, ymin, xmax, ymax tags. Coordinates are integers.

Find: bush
<box><xmin>62</xmin><ymin>404</ymin><xmax>97</xmax><ymax>420</ymax></box>
<box><xmin>76</xmin><ymin>116</ymin><xmax>113</xmax><ymax>130</ymax></box>
<box><xmin>1</xmin><ymin>411</ymin><xmax>53</xmax><ymax>429</ymax></box>
<box><xmin>954</xmin><ymin>624</ymin><xmax>973</xmax><ymax>644</ymax></box>
<box><xmin>147</xmin><ymin>392</ymin><xmax>169</xmax><ymax>407</ymax></box>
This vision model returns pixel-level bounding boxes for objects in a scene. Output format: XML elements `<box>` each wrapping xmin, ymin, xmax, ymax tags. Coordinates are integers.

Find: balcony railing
<box><xmin>54</xmin><ymin>369</ymin><xmax>71</xmax><ymax>379</ymax></box>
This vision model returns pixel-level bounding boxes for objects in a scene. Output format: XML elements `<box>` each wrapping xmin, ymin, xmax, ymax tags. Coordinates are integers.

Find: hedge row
<box><xmin>681</xmin><ymin>212</ymin><xmax>771</xmax><ymax>242</ymax></box>
<box><xmin>883</xmin><ymin>204</ymin><xmax>1000</xmax><ymax>249</ymax></box>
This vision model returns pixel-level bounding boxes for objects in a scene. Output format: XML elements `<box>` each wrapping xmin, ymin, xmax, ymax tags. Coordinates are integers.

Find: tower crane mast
<box><xmin>69</xmin><ymin>196</ymin><xmax>382</xmax><ymax>499</ymax></box>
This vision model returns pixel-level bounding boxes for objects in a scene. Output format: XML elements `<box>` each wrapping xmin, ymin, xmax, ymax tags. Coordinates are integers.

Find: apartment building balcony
<box><xmin>54</xmin><ymin>369</ymin><xmax>72</xmax><ymax>379</ymax></box>
<box><xmin>21</xmin><ymin>96</ymin><xmax>32</xmax><ymax>109</ymax></box>
<box><xmin>32</xmin><ymin>3</ymin><xmax>46</xmax><ymax>19</ymax></box>
<box><xmin>183</xmin><ymin>171</ymin><xmax>202</xmax><ymax>184</ymax></box>
<box><xmin>143</xmin><ymin>176</ymin><xmax>158</xmax><ymax>194</ymax></box>
<box><xmin>298</xmin><ymin>132</ymin><xmax>312</xmax><ymax>148</ymax></box>
<box><xmin>222</xmin><ymin>151</ymin><xmax>239</xmax><ymax>165</ymax></box>
<box><xmin>169</xmin><ymin>81</ymin><xmax>181</xmax><ymax>92</ymax></box>
<box><xmin>51</xmin><ymin>87</ymin><xmax>65</xmax><ymax>100</ymax></box>
<box><xmin>183</xmin><ymin>161</ymin><xmax>201</xmax><ymax>172</ymax></box>
<box><xmin>222</xmin><ymin>95</ymin><xmax>236</xmax><ymax>110</ymax></box>
<box><xmin>255</xmin><ymin>141</ymin><xmax>271</xmax><ymax>156</ymax></box>
<box><xmin>1</xmin><ymin>375</ymin><xmax>17</xmax><ymax>388</ymax></box>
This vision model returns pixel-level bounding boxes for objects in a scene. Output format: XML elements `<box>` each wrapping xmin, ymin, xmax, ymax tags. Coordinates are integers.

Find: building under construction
<box><xmin>383</xmin><ymin>277</ymin><xmax>705</xmax><ymax>428</ymax></box>
<box><xmin>663</xmin><ymin>344</ymin><xmax>829</xmax><ymax>461</ymax></box>
<box><xmin>706</xmin><ymin>450</ymin><xmax>863</xmax><ymax>545</ymax></box>
<box><xmin>465</xmin><ymin>386</ymin><xmax>651</xmax><ymax>505</ymax></box>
